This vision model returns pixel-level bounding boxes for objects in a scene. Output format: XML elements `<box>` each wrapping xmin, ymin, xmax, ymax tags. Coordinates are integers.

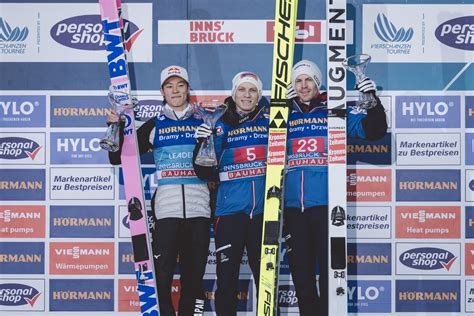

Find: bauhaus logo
<box><xmin>374</xmin><ymin>13</ymin><xmax>413</xmax><ymax>43</ymax></box>
<box><xmin>50</xmin><ymin>15</ymin><xmax>142</xmax><ymax>51</ymax></box>
<box><xmin>435</xmin><ymin>16</ymin><xmax>474</xmax><ymax>51</ymax></box>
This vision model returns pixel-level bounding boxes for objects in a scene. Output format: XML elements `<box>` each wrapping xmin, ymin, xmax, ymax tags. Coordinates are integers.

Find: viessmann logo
<box><xmin>400</xmin><ymin>247</ymin><xmax>457</xmax><ymax>271</ymax></box>
<box><xmin>0</xmin><ymin>17</ymin><xmax>28</xmax><ymax>42</ymax></box>
<box><xmin>435</xmin><ymin>16</ymin><xmax>474</xmax><ymax>50</ymax></box>
<box><xmin>0</xmin><ymin>283</ymin><xmax>41</xmax><ymax>307</ymax></box>
<box><xmin>374</xmin><ymin>13</ymin><xmax>413</xmax><ymax>42</ymax></box>
<box><xmin>0</xmin><ymin>137</ymin><xmax>42</xmax><ymax>160</ymax></box>
<box><xmin>50</xmin><ymin>15</ymin><xmax>143</xmax><ymax>51</ymax></box>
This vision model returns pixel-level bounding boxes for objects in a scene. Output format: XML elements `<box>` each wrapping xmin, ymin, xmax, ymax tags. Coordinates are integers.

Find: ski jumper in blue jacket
<box><xmin>284</xmin><ymin>92</ymin><xmax>387</xmax><ymax>316</ymax></box>
<box><xmin>194</xmin><ymin>71</ymin><xmax>269</xmax><ymax>316</ymax></box>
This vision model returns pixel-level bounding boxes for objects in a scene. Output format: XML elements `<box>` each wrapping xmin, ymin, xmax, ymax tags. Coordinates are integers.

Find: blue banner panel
<box><xmin>0</xmin><ymin>169</ymin><xmax>45</xmax><ymax>201</ymax></box>
<box><xmin>395</xmin><ymin>95</ymin><xmax>460</xmax><ymax>128</ymax></box>
<box><xmin>50</xmin><ymin>205</ymin><xmax>114</xmax><ymax>238</ymax></box>
<box><xmin>396</xmin><ymin>169</ymin><xmax>461</xmax><ymax>201</ymax></box>
<box><xmin>396</xmin><ymin>279</ymin><xmax>460</xmax><ymax>312</ymax></box>
<box><xmin>0</xmin><ymin>242</ymin><xmax>44</xmax><ymax>274</ymax></box>
<box><xmin>347</xmin><ymin>243</ymin><xmax>391</xmax><ymax>275</ymax></box>
<box><xmin>50</xmin><ymin>96</ymin><xmax>110</xmax><ymax>127</ymax></box>
<box><xmin>0</xmin><ymin>96</ymin><xmax>46</xmax><ymax>128</ymax></box>
<box><xmin>348</xmin><ymin>280</ymin><xmax>391</xmax><ymax>313</ymax></box>
<box><xmin>50</xmin><ymin>132</ymin><xmax>109</xmax><ymax>164</ymax></box>
<box><xmin>49</xmin><ymin>279</ymin><xmax>114</xmax><ymax>311</ymax></box>
<box><xmin>347</xmin><ymin>133</ymin><xmax>392</xmax><ymax>165</ymax></box>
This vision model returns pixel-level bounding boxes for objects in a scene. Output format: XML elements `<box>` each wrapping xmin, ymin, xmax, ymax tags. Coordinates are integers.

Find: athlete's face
<box><xmin>161</xmin><ymin>76</ymin><xmax>189</xmax><ymax>111</ymax></box>
<box><xmin>234</xmin><ymin>82</ymin><xmax>259</xmax><ymax>112</ymax></box>
<box><xmin>295</xmin><ymin>74</ymin><xmax>318</xmax><ymax>102</ymax></box>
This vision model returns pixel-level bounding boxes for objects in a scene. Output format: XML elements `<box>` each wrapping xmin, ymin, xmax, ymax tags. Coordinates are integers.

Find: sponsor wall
<box><xmin>0</xmin><ymin>0</ymin><xmax>473</xmax><ymax>315</ymax></box>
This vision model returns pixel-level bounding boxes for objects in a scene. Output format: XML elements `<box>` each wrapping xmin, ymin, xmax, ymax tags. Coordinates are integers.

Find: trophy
<box><xmin>194</xmin><ymin>103</ymin><xmax>227</xmax><ymax>166</ymax></box>
<box><xmin>100</xmin><ymin>90</ymin><xmax>137</xmax><ymax>152</ymax></box>
<box><xmin>342</xmin><ymin>54</ymin><xmax>377</xmax><ymax>110</ymax></box>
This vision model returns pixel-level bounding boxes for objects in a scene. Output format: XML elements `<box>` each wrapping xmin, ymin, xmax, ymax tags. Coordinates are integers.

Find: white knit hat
<box><xmin>292</xmin><ymin>60</ymin><xmax>322</xmax><ymax>89</ymax></box>
<box><xmin>160</xmin><ymin>65</ymin><xmax>189</xmax><ymax>86</ymax></box>
<box><xmin>231</xmin><ymin>71</ymin><xmax>263</xmax><ymax>101</ymax></box>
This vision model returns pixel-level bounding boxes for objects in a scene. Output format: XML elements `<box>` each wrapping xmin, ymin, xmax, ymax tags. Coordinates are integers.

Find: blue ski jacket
<box><xmin>194</xmin><ymin>99</ymin><xmax>269</xmax><ymax>218</ymax></box>
<box><xmin>284</xmin><ymin>92</ymin><xmax>387</xmax><ymax>210</ymax></box>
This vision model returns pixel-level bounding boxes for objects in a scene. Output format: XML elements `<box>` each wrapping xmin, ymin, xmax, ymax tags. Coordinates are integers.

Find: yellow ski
<box><xmin>257</xmin><ymin>0</ymin><xmax>298</xmax><ymax>315</ymax></box>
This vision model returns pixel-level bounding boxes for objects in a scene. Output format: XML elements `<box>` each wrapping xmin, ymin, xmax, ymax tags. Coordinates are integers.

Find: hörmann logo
<box><xmin>50</xmin><ymin>15</ymin><xmax>143</xmax><ymax>51</ymax></box>
<box><xmin>0</xmin><ymin>17</ymin><xmax>28</xmax><ymax>55</ymax></box>
<box><xmin>0</xmin><ymin>137</ymin><xmax>42</xmax><ymax>160</ymax></box>
<box><xmin>0</xmin><ymin>283</ymin><xmax>41</xmax><ymax>307</ymax></box>
<box><xmin>396</xmin><ymin>280</ymin><xmax>460</xmax><ymax>312</ymax></box>
<box><xmin>435</xmin><ymin>16</ymin><xmax>474</xmax><ymax>50</ymax></box>
<box><xmin>400</xmin><ymin>247</ymin><xmax>458</xmax><ymax>271</ymax></box>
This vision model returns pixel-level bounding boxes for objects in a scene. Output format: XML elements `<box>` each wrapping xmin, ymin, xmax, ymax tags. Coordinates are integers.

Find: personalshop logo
<box><xmin>435</xmin><ymin>16</ymin><xmax>474</xmax><ymax>50</ymax></box>
<box><xmin>399</xmin><ymin>247</ymin><xmax>458</xmax><ymax>271</ymax></box>
<box><xmin>0</xmin><ymin>137</ymin><xmax>42</xmax><ymax>160</ymax></box>
<box><xmin>374</xmin><ymin>13</ymin><xmax>413</xmax><ymax>42</ymax></box>
<box><xmin>134</xmin><ymin>99</ymin><xmax>163</xmax><ymax>121</ymax></box>
<box><xmin>50</xmin><ymin>15</ymin><xmax>143</xmax><ymax>51</ymax></box>
<box><xmin>0</xmin><ymin>283</ymin><xmax>41</xmax><ymax>307</ymax></box>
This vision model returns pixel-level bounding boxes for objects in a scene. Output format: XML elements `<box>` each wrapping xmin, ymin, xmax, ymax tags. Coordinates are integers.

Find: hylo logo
<box><xmin>348</xmin><ymin>285</ymin><xmax>383</xmax><ymax>301</ymax></box>
<box><xmin>402</xmin><ymin>101</ymin><xmax>452</xmax><ymax>116</ymax></box>
<box><xmin>0</xmin><ymin>100</ymin><xmax>38</xmax><ymax>116</ymax></box>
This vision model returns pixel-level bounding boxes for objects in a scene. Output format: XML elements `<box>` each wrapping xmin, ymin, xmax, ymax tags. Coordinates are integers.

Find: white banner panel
<box><xmin>363</xmin><ymin>4</ymin><xmax>474</xmax><ymax>62</ymax></box>
<box><xmin>396</xmin><ymin>133</ymin><xmax>461</xmax><ymax>165</ymax></box>
<box><xmin>0</xmin><ymin>3</ymin><xmax>152</xmax><ymax>62</ymax></box>
<box><xmin>158</xmin><ymin>20</ymin><xmax>354</xmax><ymax>44</ymax></box>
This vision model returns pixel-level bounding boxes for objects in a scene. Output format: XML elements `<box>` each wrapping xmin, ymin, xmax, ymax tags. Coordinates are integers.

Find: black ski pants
<box><xmin>283</xmin><ymin>206</ymin><xmax>328</xmax><ymax>316</ymax></box>
<box><xmin>214</xmin><ymin>212</ymin><xmax>263</xmax><ymax>316</ymax></box>
<box><xmin>152</xmin><ymin>217</ymin><xmax>210</xmax><ymax>316</ymax></box>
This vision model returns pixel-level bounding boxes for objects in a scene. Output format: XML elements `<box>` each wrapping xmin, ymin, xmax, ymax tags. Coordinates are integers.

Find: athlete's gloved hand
<box><xmin>356</xmin><ymin>78</ymin><xmax>377</xmax><ymax>94</ymax></box>
<box><xmin>194</xmin><ymin>123</ymin><xmax>212</xmax><ymax>142</ymax></box>
<box><xmin>286</xmin><ymin>83</ymin><xmax>297</xmax><ymax>99</ymax></box>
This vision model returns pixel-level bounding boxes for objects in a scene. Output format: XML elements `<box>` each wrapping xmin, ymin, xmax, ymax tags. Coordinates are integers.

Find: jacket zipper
<box><xmin>182</xmin><ymin>184</ymin><xmax>186</xmax><ymax>219</ymax></box>
<box><xmin>250</xmin><ymin>180</ymin><xmax>255</xmax><ymax>219</ymax></box>
<box><xmin>300</xmin><ymin>170</ymin><xmax>305</xmax><ymax>212</ymax></box>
